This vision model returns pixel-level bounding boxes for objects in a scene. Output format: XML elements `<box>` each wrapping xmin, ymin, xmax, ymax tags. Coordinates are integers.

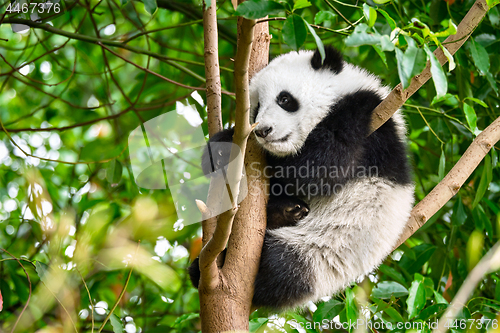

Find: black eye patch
<box><xmin>276</xmin><ymin>91</ymin><xmax>299</xmax><ymax>112</ymax></box>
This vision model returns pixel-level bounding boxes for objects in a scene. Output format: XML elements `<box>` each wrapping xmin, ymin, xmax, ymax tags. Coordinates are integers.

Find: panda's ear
<box><xmin>310</xmin><ymin>46</ymin><xmax>343</xmax><ymax>74</ymax></box>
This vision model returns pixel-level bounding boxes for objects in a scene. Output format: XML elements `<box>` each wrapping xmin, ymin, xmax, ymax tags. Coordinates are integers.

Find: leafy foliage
<box><xmin>0</xmin><ymin>0</ymin><xmax>499</xmax><ymax>332</ymax></box>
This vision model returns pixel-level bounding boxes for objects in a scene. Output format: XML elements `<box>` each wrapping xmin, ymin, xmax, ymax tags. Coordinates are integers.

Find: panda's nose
<box><xmin>255</xmin><ymin>126</ymin><xmax>272</xmax><ymax>138</ymax></box>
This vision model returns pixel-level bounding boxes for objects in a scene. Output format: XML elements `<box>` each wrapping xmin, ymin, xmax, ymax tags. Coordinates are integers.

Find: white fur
<box><xmin>249</xmin><ymin>49</ymin><xmax>415</xmax><ymax>308</ymax></box>
<box><xmin>249</xmin><ymin>50</ymin><xmax>389</xmax><ymax>157</ymax></box>
<box><xmin>269</xmin><ymin>178</ymin><xmax>414</xmax><ymax>308</ymax></box>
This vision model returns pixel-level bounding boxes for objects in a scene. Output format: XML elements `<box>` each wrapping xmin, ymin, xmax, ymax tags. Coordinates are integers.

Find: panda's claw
<box><xmin>285</xmin><ymin>203</ymin><xmax>309</xmax><ymax>221</ymax></box>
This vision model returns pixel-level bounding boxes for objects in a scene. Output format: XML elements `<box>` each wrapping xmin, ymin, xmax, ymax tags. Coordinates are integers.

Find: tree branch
<box><xmin>203</xmin><ymin>2</ymin><xmax>224</xmax><ymax>139</ymax></box>
<box><xmin>434</xmin><ymin>241</ymin><xmax>500</xmax><ymax>333</ymax></box>
<box><xmin>396</xmin><ymin>115</ymin><xmax>500</xmax><ymax>248</ymax></box>
<box><xmin>198</xmin><ymin>16</ymin><xmax>256</xmax><ymax>290</ymax></box>
<box><xmin>369</xmin><ymin>0</ymin><xmax>489</xmax><ymax>134</ymax></box>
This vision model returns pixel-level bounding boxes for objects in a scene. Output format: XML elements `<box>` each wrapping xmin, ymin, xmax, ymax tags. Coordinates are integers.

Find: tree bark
<box><xmin>370</xmin><ymin>0</ymin><xmax>489</xmax><ymax>133</ymax></box>
<box><xmin>396</xmin><ymin>116</ymin><xmax>500</xmax><ymax>248</ymax></box>
<box><xmin>198</xmin><ymin>1</ymin><xmax>270</xmax><ymax>331</ymax></box>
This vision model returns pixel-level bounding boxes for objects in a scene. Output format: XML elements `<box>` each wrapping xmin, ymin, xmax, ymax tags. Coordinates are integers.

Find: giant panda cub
<box><xmin>189</xmin><ymin>46</ymin><xmax>414</xmax><ymax>310</ymax></box>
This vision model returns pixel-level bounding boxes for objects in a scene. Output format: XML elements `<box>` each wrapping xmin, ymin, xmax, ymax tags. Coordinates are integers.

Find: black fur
<box><xmin>190</xmin><ymin>48</ymin><xmax>411</xmax><ymax>310</ymax></box>
<box><xmin>188</xmin><ymin>194</ymin><xmax>309</xmax><ymax>288</ymax></box>
<box><xmin>201</xmin><ymin>128</ymin><xmax>236</xmax><ymax>175</ymax></box>
<box><xmin>266</xmin><ymin>193</ymin><xmax>309</xmax><ymax>230</ymax></box>
<box><xmin>267</xmin><ymin>90</ymin><xmax>411</xmax><ymax>197</ymax></box>
<box><xmin>311</xmin><ymin>46</ymin><xmax>344</xmax><ymax>74</ymax></box>
<box><xmin>253</xmin><ymin>233</ymin><xmax>314</xmax><ymax>308</ymax></box>
<box><xmin>188</xmin><ymin>250</ymin><xmax>227</xmax><ymax>289</ymax></box>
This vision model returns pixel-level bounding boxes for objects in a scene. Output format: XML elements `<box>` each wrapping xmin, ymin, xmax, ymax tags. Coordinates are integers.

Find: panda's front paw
<box><xmin>284</xmin><ymin>203</ymin><xmax>310</xmax><ymax>222</ymax></box>
<box><xmin>201</xmin><ymin>128</ymin><xmax>235</xmax><ymax>176</ymax></box>
<box><xmin>267</xmin><ymin>195</ymin><xmax>309</xmax><ymax>230</ymax></box>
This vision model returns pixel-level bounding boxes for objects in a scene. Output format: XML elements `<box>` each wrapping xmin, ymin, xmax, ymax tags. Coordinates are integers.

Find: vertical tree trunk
<box><xmin>198</xmin><ymin>4</ymin><xmax>270</xmax><ymax>331</ymax></box>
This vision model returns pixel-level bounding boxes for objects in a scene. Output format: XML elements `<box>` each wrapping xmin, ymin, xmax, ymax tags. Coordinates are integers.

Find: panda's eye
<box><xmin>276</xmin><ymin>91</ymin><xmax>299</xmax><ymax>112</ymax></box>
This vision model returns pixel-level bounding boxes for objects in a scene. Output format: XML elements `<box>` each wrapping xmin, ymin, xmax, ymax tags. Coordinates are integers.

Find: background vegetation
<box><xmin>0</xmin><ymin>0</ymin><xmax>499</xmax><ymax>332</ymax></box>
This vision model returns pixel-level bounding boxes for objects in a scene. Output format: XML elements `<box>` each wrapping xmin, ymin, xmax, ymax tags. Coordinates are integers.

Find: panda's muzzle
<box><xmin>255</xmin><ymin>126</ymin><xmax>273</xmax><ymax>138</ymax></box>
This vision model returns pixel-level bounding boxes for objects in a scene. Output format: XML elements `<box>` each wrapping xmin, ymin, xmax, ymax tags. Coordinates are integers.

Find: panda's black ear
<box><xmin>310</xmin><ymin>46</ymin><xmax>343</xmax><ymax>74</ymax></box>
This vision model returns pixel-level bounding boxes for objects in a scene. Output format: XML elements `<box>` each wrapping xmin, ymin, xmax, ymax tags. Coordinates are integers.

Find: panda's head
<box><xmin>249</xmin><ymin>47</ymin><xmax>385</xmax><ymax>157</ymax></box>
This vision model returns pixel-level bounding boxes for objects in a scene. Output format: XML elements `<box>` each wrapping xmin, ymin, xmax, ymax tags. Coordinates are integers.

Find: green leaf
<box><xmin>373</xmin><ymin>0</ymin><xmax>391</xmax><ymax>3</ymax></box>
<box><xmin>396</xmin><ymin>38</ymin><xmax>426</xmax><ymax>89</ymax></box>
<box><xmin>142</xmin><ymin>0</ymin><xmax>157</xmax><ymax>15</ymax></box>
<box><xmin>378</xmin><ymin>264</ymin><xmax>406</xmax><ymax>286</ymax></box>
<box><xmin>234</xmin><ymin>0</ymin><xmax>285</xmax><ymax>19</ymax></box>
<box><xmin>488</xmin><ymin>5</ymin><xmax>500</xmax><ymax>27</ymax></box>
<box><xmin>452</xmin><ymin>198</ymin><xmax>467</xmax><ymax>226</ymax></box>
<box><xmin>466</xmin><ymin>229</ymin><xmax>484</xmax><ymax>271</ymax></box>
<box><xmin>473</xmin><ymin>155</ymin><xmax>492</xmax><ymax>209</ymax></box>
<box><xmin>345</xmin><ymin>25</ymin><xmax>381</xmax><ymax>46</ymax></box>
<box><xmin>35</xmin><ymin>261</ymin><xmax>49</xmax><ymax>284</ymax></box>
<box><xmin>80</xmin><ymin>139</ymin><xmax>126</xmax><ymax>162</ymax></box>
<box><xmin>438</xmin><ymin>149</ymin><xmax>445</xmax><ymax>180</ymax></box>
<box><xmin>464</xmin><ymin>97</ymin><xmax>488</xmax><ymax>107</ymax></box>
<box><xmin>377</xmin><ymin>8</ymin><xmax>396</xmax><ymax>29</ymax></box>
<box><xmin>305</xmin><ymin>21</ymin><xmax>325</xmax><ymax>64</ymax></box>
<box><xmin>173</xmin><ymin>313</ymin><xmax>200</xmax><ymax>327</ymax></box>
<box><xmin>463</xmin><ymin>103</ymin><xmax>478</xmax><ymax>132</ymax></box>
<box><xmin>379</xmin><ymin>35</ymin><xmax>394</xmax><ymax>51</ymax></box>
<box><xmin>407</xmin><ymin>279</ymin><xmax>426</xmax><ymax>319</ymax></box>
<box><xmin>293</xmin><ymin>0</ymin><xmax>311</xmax><ymax>10</ymax></box>
<box><xmin>486</xmin><ymin>72</ymin><xmax>499</xmax><ymax>94</ymax></box>
<box><xmin>469</xmin><ymin>38</ymin><xmax>490</xmax><ymax>75</ymax></box>
<box><xmin>106</xmin><ymin>159</ymin><xmax>123</xmax><ymax>184</ymax></box>
<box><xmin>431</xmin><ymin>93</ymin><xmax>457</xmax><ymax>105</ymax></box>
<box><xmin>487</xmin><ymin>0</ymin><xmax>500</xmax><ymax>8</ymax></box>
<box><xmin>205</xmin><ymin>0</ymin><xmax>211</xmax><ymax>8</ymax></box>
<box><xmin>371</xmin><ymin>281</ymin><xmax>409</xmax><ymax>299</ymax></box>
<box><xmin>110</xmin><ymin>314</ymin><xmax>124</xmax><ymax>333</ymax></box>
<box><xmin>363</xmin><ymin>3</ymin><xmax>377</xmax><ymax>27</ymax></box>
<box><xmin>345</xmin><ymin>287</ymin><xmax>357</xmax><ymax>326</ymax></box>
<box><xmin>282</xmin><ymin>14</ymin><xmax>307</xmax><ymax>50</ymax></box>
<box><xmin>432</xmin><ymin>19</ymin><xmax>457</xmax><ymax>38</ymax></box>
<box><xmin>434</xmin><ymin>290</ymin><xmax>449</xmax><ymax>304</ymax></box>
<box><xmin>287</xmin><ymin>313</ymin><xmax>317</xmax><ymax>333</ymax></box>
<box><xmin>492</xmin><ymin>148</ymin><xmax>498</xmax><ymax>168</ymax></box>
<box><xmin>314</xmin><ymin>11</ymin><xmax>336</xmax><ymax>25</ymax></box>
<box><xmin>440</xmin><ymin>45</ymin><xmax>456</xmax><ymax>71</ymax></box>
<box><xmin>11</xmin><ymin>274</ymin><xmax>29</xmax><ymax>303</ymax></box>
<box><xmin>373</xmin><ymin>45</ymin><xmax>388</xmax><ymax>68</ymax></box>
<box><xmin>313</xmin><ymin>299</ymin><xmax>343</xmax><ymax>322</ymax></box>
<box><xmin>424</xmin><ymin>44</ymin><xmax>448</xmax><ymax>97</ymax></box>
<box><xmin>249</xmin><ymin>318</ymin><xmax>268</xmax><ymax>332</ymax></box>
<box><xmin>417</xmin><ymin>303</ymin><xmax>448</xmax><ymax>320</ymax></box>
<box><xmin>399</xmin><ymin>243</ymin><xmax>436</xmax><ymax>274</ymax></box>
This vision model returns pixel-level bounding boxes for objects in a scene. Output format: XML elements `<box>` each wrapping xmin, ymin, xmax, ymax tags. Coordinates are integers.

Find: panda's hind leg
<box><xmin>266</xmin><ymin>194</ymin><xmax>309</xmax><ymax>230</ymax></box>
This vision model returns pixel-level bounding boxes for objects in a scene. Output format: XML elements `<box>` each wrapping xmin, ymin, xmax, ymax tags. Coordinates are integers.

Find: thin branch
<box><xmin>1</xmin><ymin>248</ymin><xmax>32</xmax><ymax>333</ymax></box>
<box><xmin>369</xmin><ymin>0</ymin><xmax>490</xmax><ymax>133</ymax></box>
<box><xmin>0</xmin><ymin>119</ymin><xmax>129</xmax><ymax>165</ymax></box>
<box><xmin>433</xmin><ymin>242</ymin><xmax>500</xmax><ymax>333</ymax></box>
<box><xmin>395</xmin><ymin>115</ymin><xmax>500</xmax><ymax>248</ymax></box>
<box><xmin>77</xmin><ymin>269</ymin><xmax>95</xmax><ymax>333</ymax></box>
<box><xmin>200</xmin><ymin>0</ymin><xmax>224</xmax><ymax>250</ymax></box>
<box><xmin>203</xmin><ymin>1</ymin><xmax>223</xmax><ymax>138</ymax></box>
<box><xmin>323</xmin><ymin>0</ymin><xmax>354</xmax><ymax>27</ymax></box>
<box><xmin>98</xmin><ymin>267</ymin><xmax>133</xmax><ymax>332</ymax></box>
<box><xmin>199</xmin><ymin>17</ymin><xmax>256</xmax><ymax>290</ymax></box>
<box><xmin>256</xmin><ymin>17</ymin><xmax>350</xmax><ymax>35</ymax></box>
<box><xmin>2</xmin><ymin>18</ymin><xmax>209</xmax><ymax>84</ymax></box>
<box><xmin>97</xmin><ymin>42</ymin><xmax>207</xmax><ymax>92</ymax></box>
<box><xmin>4</xmin><ymin>108</ymin><xmax>130</xmax><ymax>133</ymax></box>
<box><xmin>123</xmin><ymin>18</ymin><xmax>203</xmax><ymax>42</ymax></box>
